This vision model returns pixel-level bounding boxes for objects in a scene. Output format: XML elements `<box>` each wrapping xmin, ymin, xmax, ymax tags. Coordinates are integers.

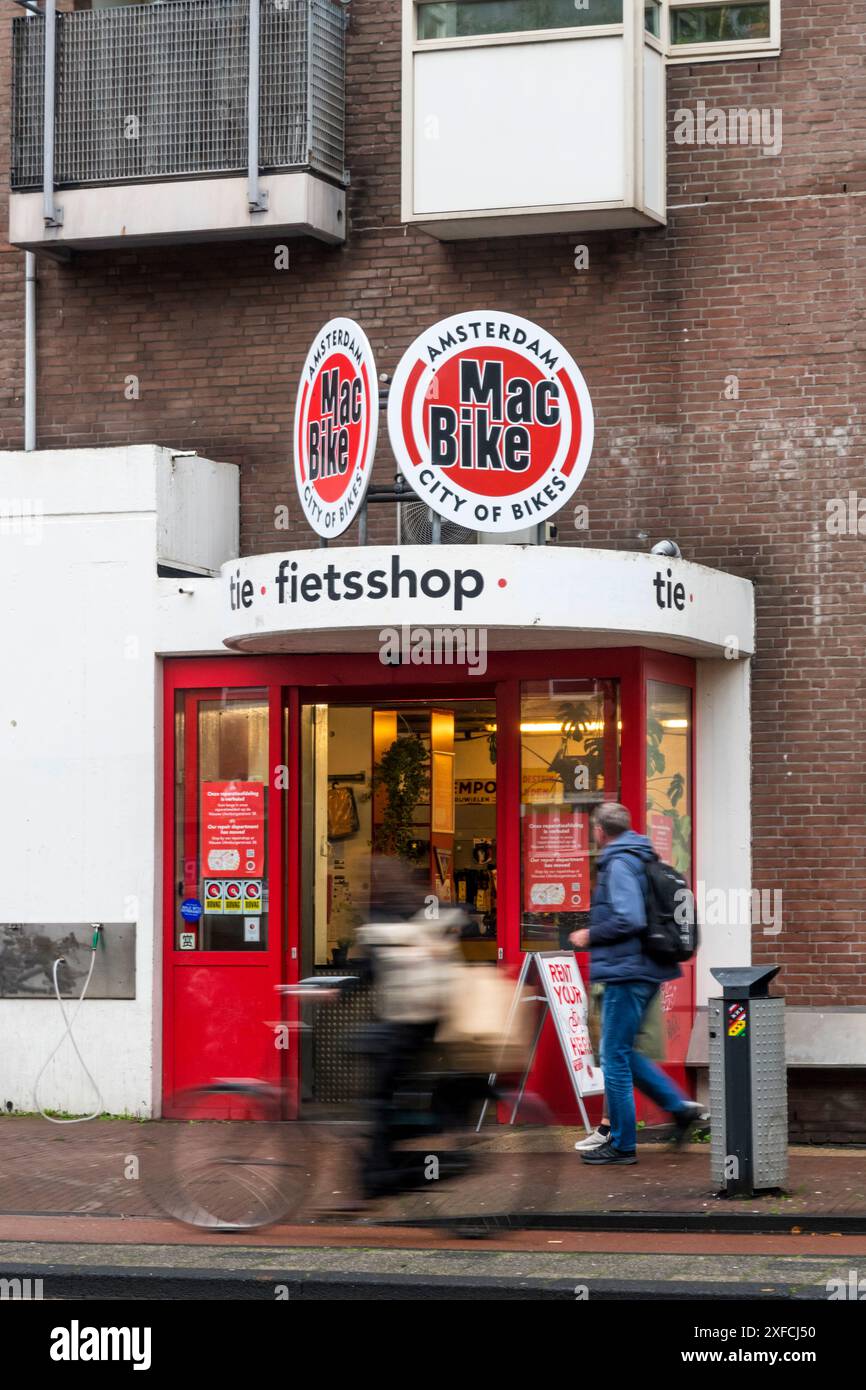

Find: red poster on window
<box><xmin>523</xmin><ymin>808</ymin><xmax>590</xmax><ymax>914</ymax></box>
<box><xmin>201</xmin><ymin>781</ymin><xmax>265</xmax><ymax>878</ymax></box>
<box><xmin>649</xmin><ymin>812</ymin><xmax>674</xmax><ymax>863</ymax></box>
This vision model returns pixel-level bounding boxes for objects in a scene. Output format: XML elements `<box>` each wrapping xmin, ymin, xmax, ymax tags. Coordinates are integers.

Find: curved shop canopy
<box><xmin>222</xmin><ymin>545</ymin><xmax>754</xmax><ymax>659</ymax></box>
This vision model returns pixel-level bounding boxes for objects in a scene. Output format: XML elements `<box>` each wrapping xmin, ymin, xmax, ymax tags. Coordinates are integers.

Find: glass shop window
<box><xmin>645</xmin><ymin>680</ymin><xmax>692</xmax><ymax>879</ymax></box>
<box><xmin>174</xmin><ymin>690</ymin><xmax>270</xmax><ymax>952</ymax></box>
<box><xmin>519</xmin><ymin>678</ymin><xmax>620</xmax><ymax>953</ymax></box>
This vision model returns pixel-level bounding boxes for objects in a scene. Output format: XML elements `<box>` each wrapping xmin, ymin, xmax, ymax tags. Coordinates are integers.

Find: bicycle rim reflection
<box><xmin>156</xmin><ymin>1089</ymin><xmax>305</xmax><ymax>1231</ymax></box>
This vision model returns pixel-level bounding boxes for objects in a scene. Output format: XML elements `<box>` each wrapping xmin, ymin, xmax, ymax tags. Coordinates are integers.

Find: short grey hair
<box><xmin>593</xmin><ymin>802</ymin><xmax>632</xmax><ymax>837</ymax></box>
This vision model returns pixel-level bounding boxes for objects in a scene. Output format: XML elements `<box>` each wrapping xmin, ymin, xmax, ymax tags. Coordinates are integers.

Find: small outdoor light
<box><xmin>650</xmin><ymin>539</ymin><xmax>683</xmax><ymax>558</ymax></box>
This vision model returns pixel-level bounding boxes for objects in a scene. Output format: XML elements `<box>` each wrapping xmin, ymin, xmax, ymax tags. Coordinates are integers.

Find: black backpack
<box><xmin>627</xmin><ymin>854</ymin><xmax>698</xmax><ymax>965</ymax></box>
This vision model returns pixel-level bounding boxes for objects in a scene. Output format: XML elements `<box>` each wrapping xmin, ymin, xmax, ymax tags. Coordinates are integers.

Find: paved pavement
<box><xmin>2</xmin><ymin>1115</ymin><xmax>865</xmax><ymax>1299</ymax></box>
<box><xmin>1</xmin><ymin>1115</ymin><xmax>864</xmax><ymax>1225</ymax></box>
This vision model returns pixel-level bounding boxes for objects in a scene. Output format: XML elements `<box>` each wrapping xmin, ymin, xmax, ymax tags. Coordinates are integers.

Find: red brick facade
<box><xmin>0</xmin><ymin>0</ymin><xmax>864</xmax><ymax>1012</ymax></box>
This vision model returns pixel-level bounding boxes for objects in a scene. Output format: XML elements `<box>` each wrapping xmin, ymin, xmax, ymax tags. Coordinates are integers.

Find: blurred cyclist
<box><xmin>353</xmin><ymin>855</ymin><xmax>466</xmax><ymax>1198</ymax></box>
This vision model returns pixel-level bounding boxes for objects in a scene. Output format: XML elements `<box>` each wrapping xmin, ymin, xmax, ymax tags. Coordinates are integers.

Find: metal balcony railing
<box><xmin>11</xmin><ymin>0</ymin><xmax>346</xmax><ymax>191</ymax></box>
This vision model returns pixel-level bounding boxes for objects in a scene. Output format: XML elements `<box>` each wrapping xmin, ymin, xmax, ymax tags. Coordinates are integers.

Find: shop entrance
<box><xmin>162</xmin><ymin>651</ymin><xmax>696</xmax><ymax>1122</ymax></box>
<box><xmin>297</xmin><ymin>697</ymin><xmax>498</xmax><ymax>1111</ymax></box>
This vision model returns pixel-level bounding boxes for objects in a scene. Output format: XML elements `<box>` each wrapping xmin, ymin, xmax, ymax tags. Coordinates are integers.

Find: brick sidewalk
<box><xmin>2</xmin><ymin>1115</ymin><xmax>865</xmax><ymax>1226</ymax></box>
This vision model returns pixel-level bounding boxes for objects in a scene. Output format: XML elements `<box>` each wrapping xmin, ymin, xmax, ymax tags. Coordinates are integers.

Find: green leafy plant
<box><xmin>373</xmin><ymin>734</ymin><xmax>428</xmax><ymax>860</ymax></box>
<box><xmin>550</xmin><ymin>699</ymin><xmax>606</xmax><ymax>791</ymax></box>
<box><xmin>646</xmin><ymin>715</ymin><xmax>691</xmax><ymax>874</ymax></box>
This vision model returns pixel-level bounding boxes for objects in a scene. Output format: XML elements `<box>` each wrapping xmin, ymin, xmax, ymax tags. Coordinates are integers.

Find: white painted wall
<box><xmin>155</xmin><ymin>452</ymin><xmax>239</xmax><ymax>575</ymax></box>
<box><xmin>413</xmin><ymin>38</ymin><xmax>626</xmax><ymax>215</ymax></box>
<box><xmin>0</xmin><ymin>446</ymin><xmax>238</xmax><ymax>1116</ymax></box>
<box><xmin>694</xmin><ymin>657</ymin><xmax>752</xmax><ymax>1004</ymax></box>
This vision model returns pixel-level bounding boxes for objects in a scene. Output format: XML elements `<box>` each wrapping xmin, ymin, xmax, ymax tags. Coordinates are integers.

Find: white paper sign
<box><xmin>536</xmin><ymin>951</ymin><xmax>604</xmax><ymax>1097</ymax></box>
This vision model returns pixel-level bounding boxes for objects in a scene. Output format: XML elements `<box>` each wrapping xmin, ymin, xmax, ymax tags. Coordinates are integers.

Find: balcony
<box><xmin>9</xmin><ymin>0</ymin><xmax>347</xmax><ymax>253</ymax></box>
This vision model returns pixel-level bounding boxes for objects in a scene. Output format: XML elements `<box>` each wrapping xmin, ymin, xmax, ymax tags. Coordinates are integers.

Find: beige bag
<box><xmin>435</xmin><ymin>964</ymin><xmax>535</xmax><ymax>1073</ymax></box>
<box><xmin>327</xmin><ymin>784</ymin><xmax>360</xmax><ymax>840</ymax></box>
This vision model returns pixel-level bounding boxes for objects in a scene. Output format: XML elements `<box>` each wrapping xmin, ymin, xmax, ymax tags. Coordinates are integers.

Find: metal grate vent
<box><xmin>311</xmin><ymin>968</ymin><xmax>375</xmax><ymax>1106</ymax></box>
<box><xmin>399</xmin><ymin>499</ymin><xmax>477</xmax><ymax>546</ymax></box>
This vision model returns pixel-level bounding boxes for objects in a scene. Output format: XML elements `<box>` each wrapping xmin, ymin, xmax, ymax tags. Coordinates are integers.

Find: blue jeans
<box><xmin>600</xmin><ymin>980</ymin><xmax>690</xmax><ymax>1153</ymax></box>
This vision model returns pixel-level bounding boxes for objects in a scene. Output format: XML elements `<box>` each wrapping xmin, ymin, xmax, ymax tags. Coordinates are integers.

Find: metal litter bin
<box><xmin>708</xmin><ymin>965</ymin><xmax>787</xmax><ymax>1196</ymax></box>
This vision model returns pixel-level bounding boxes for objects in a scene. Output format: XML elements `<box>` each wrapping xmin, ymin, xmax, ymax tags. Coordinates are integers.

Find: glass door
<box><xmin>163</xmin><ymin>686</ymin><xmax>285</xmax><ymax>1118</ymax></box>
<box><xmin>296</xmin><ymin>695</ymin><xmax>498</xmax><ymax>1112</ymax></box>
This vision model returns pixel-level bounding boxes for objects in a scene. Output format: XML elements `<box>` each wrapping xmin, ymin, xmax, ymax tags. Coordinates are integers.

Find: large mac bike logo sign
<box><xmin>387</xmin><ymin>310</ymin><xmax>593</xmax><ymax>534</ymax></box>
<box><xmin>293</xmin><ymin>317</ymin><xmax>379</xmax><ymax>538</ymax></box>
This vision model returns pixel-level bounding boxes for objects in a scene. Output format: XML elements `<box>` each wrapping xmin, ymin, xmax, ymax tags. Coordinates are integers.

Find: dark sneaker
<box><xmin>580</xmin><ymin>1140</ymin><xmax>637</xmax><ymax>1165</ymax></box>
<box><xmin>671</xmin><ymin>1102</ymin><xmax>709</xmax><ymax>1147</ymax></box>
<box><xmin>574</xmin><ymin>1125</ymin><xmax>611</xmax><ymax>1152</ymax></box>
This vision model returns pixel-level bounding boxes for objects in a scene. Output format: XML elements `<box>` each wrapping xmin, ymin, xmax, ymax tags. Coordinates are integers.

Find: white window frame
<box><xmin>411</xmin><ymin>0</ymin><xmax>780</xmax><ymax>62</ymax></box>
<box><xmin>643</xmin><ymin>1</ymin><xmax>663</xmax><ymax>42</ymax></box>
<box><xmin>663</xmin><ymin>0</ymin><xmax>780</xmax><ymax>65</ymax></box>
<box><xmin>412</xmin><ymin>0</ymin><xmax>625</xmax><ymax>52</ymax></box>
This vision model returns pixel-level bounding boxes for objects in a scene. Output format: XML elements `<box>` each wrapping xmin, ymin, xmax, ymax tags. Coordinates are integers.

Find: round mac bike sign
<box><xmin>387</xmin><ymin>310</ymin><xmax>594</xmax><ymax>534</ymax></box>
<box><xmin>293</xmin><ymin>317</ymin><xmax>379</xmax><ymax>538</ymax></box>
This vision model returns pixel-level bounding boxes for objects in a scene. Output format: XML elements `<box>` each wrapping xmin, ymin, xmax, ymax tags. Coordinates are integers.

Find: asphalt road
<box><xmin>2</xmin><ymin>1233</ymin><xmax>862</xmax><ymax>1300</ymax></box>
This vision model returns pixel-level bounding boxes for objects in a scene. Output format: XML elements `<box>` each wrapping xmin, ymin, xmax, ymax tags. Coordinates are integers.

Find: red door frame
<box><xmin>161</xmin><ymin>679</ymin><xmax>286</xmax><ymax>1113</ymax></box>
<box><xmin>162</xmin><ymin>648</ymin><xmax>696</xmax><ymax>1117</ymax></box>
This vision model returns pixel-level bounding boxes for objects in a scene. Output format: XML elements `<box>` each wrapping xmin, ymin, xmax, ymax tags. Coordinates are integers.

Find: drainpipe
<box><xmin>24</xmin><ymin>252</ymin><xmax>36</xmax><ymax>450</ymax></box>
<box><xmin>24</xmin><ymin>0</ymin><xmax>38</xmax><ymax>450</ymax></box>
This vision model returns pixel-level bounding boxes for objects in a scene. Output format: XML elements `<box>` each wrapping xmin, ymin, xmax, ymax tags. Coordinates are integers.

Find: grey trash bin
<box><xmin>708</xmin><ymin>965</ymin><xmax>787</xmax><ymax>1197</ymax></box>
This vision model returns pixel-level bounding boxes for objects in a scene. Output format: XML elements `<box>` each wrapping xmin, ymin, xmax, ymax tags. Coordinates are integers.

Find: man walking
<box><xmin>569</xmin><ymin>802</ymin><xmax>704</xmax><ymax>1165</ymax></box>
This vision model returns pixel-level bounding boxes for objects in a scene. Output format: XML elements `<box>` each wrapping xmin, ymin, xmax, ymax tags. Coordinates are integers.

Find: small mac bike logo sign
<box><xmin>727</xmin><ymin>1003</ymin><xmax>747</xmax><ymax>1038</ymax></box>
<box><xmin>293</xmin><ymin>317</ymin><xmax>379</xmax><ymax>538</ymax></box>
<box><xmin>387</xmin><ymin>310</ymin><xmax>593</xmax><ymax>533</ymax></box>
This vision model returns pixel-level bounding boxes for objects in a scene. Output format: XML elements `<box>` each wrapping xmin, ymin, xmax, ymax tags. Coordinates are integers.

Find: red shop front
<box><xmin>162</xmin><ymin>645</ymin><xmax>696</xmax><ymax>1124</ymax></box>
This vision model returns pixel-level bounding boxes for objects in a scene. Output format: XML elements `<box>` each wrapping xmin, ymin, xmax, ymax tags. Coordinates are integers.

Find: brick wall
<box><xmin>0</xmin><ymin>1</ymin><xmax>864</xmax><ymax>1007</ymax></box>
<box><xmin>788</xmin><ymin>1071</ymin><xmax>866</xmax><ymax>1144</ymax></box>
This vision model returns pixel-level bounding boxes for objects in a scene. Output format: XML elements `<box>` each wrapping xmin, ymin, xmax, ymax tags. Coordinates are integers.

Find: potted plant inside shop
<box><xmin>646</xmin><ymin>715</ymin><xmax>691</xmax><ymax>875</ymax></box>
<box><xmin>548</xmin><ymin>699</ymin><xmax>607</xmax><ymax>798</ymax></box>
<box><xmin>332</xmin><ymin>936</ymin><xmax>352</xmax><ymax>967</ymax></box>
<box><xmin>373</xmin><ymin>733</ymin><xmax>429</xmax><ymax>861</ymax></box>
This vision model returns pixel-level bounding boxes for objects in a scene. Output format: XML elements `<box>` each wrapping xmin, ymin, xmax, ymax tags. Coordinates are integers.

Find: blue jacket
<box><xmin>588</xmin><ymin>831</ymin><xmax>681</xmax><ymax>985</ymax></box>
